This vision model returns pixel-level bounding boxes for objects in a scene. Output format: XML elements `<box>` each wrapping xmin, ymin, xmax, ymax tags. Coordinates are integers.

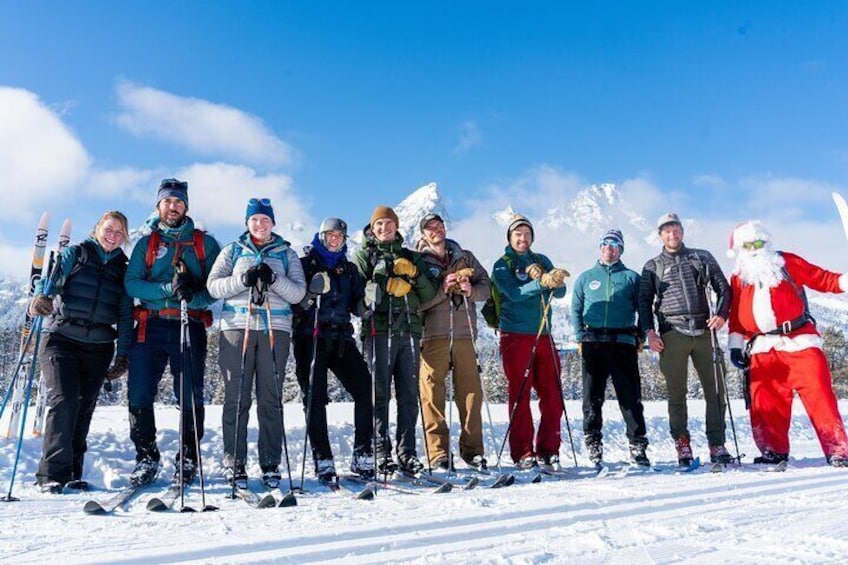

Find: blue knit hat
<box><xmin>599</xmin><ymin>228</ymin><xmax>624</xmax><ymax>253</ymax></box>
<box><xmin>245</xmin><ymin>197</ymin><xmax>275</xmax><ymax>225</ymax></box>
<box><xmin>157</xmin><ymin>178</ymin><xmax>189</xmax><ymax>208</ymax></box>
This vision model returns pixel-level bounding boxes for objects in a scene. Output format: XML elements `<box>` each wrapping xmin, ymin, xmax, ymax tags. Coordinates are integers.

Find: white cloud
<box><xmin>0</xmin><ymin>239</ymin><xmax>37</xmax><ymax>279</ymax></box>
<box><xmin>172</xmin><ymin>163</ymin><xmax>313</xmax><ymax>247</ymax></box>
<box><xmin>452</xmin><ymin>120</ymin><xmax>482</xmax><ymax>155</ymax></box>
<box><xmin>0</xmin><ymin>87</ymin><xmax>91</xmax><ymax>223</ymax></box>
<box><xmin>693</xmin><ymin>174</ymin><xmax>726</xmax><ymax>188</ymax></box>
<box><xmin>115</xmin><ymin>81</ymin><xmax>293</xmax><ymax>167</ymax></box>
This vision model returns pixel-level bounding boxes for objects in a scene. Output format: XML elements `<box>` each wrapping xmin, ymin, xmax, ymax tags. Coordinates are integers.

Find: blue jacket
<box><xmin>124</xmin><ymin>216</ymin><xmax>221</xmax><ymax>312</ymax></box>
<box><xmin>571</xmin><ymin>260</ymin><xmax>641</xmax><ymax>346</ymax></box>
<box><xmin>491</xmin><ymin>245</ymin><xmax>566</xmax><ymax>335</ymax></box>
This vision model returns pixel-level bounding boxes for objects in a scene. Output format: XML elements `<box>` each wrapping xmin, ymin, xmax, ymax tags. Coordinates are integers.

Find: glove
<box><xmin>364</xmin><ymin>281</ymin><xmax>382</xmax><ymax>307</ymax></box>
<box><xmin>548</xmin><ymin>267</ymin><xmax>569</xmax><ymax>286</ymax></box>
<box><xmin>172</xmin><ymin>267</ymin><xmax>198</xmax><ymax>302</ymax></box>
<box><xmin>29</xmin><ymin>294</ymin><xmax>54</xmax><ymax>317</ymax></box>
<box><xmin>526</xmin><ymin>263</ymin><xmax>544</xmax><ymax>280</ymax></box>
<box><xmin>308</xmin><ymin>272</ymin><xmax>330</xmax><ymax>295</ymax></box>
<box><xmin>255</xmin><ymin>262</ymin><xmax>276</xmax><ymax>285</ymax></box>
<box><xmin>730</xmin><ymin>348</ymin><xmax>746</xmax><ymax>370</ymax></box>
<box><xmin>443</xmin><ymin>267</ymin><xmax>475</xmax><ymax>294</ymax></box>
<box><xmin>392</xmin><ymin>257</ymin><xmax>418</xmax><ymax>278</ymax></box>
<box><xmin>386</xmin><ymin>277</ymin><xmax>412</xmax><ymax>298</ymax></box>
<box><xmin>104</xmin><ymin>356</ymin><xmax>128</xmax><ymax>392</ymax></box>
<box><xmin>540</xmin><ymin>272</ymin><xmax>563</xmax><ymax>289</ymax></box>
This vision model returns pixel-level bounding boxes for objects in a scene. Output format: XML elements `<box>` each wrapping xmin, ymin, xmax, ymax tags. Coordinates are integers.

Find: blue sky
<box><xmin>2</xmin><ymin>1</ymin><xmax>848</xmax><ymax>278</ymax></box>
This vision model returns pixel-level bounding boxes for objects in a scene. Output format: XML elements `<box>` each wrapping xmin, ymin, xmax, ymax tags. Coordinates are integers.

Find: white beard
<box><xmin>735</xmin><ymin>249</ymin><xmax>785</xmax><ymax>288</ymax></box>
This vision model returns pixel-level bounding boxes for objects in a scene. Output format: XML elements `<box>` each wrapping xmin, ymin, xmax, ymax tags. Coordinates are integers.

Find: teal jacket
<box><xmin>124</xmin><ymin>216</ymin><xmax>221</xmax><ymax>312</ymax></box>
<box><xmin>491</xmin><ymin>245</ymin><xmax>566</xmax><ymax>335</ymax></box>
<box><xmin>571</xmin><ymin>260</ymin><xmax>640</xmax><ymax>346</ymax></box>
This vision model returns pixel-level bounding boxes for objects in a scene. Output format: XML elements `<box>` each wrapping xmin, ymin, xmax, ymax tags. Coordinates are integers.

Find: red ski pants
<box><xmin>750</xmin><ymin>347</ymin><xmax>848</xmax><ymax>459</ymax></box>
<box><xmin>500</xmin><ymin>332</ymin><xmax>563</xmax><ymax>463</ymax></box>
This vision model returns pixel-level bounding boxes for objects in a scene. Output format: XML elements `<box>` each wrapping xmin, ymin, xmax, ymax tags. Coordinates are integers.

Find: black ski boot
<box><xmin>130</xmin><ymin>457</ymin><xmax>160</xmax><ymax>486</ymax></box>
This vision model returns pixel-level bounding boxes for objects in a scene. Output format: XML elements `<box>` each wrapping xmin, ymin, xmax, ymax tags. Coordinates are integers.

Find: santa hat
<box><xmin>727</xmin><ymin>220</ymin><xmax>772</xmax><ymax>258</ymax></box>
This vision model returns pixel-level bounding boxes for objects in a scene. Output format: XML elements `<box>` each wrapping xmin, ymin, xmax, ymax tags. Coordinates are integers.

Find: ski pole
<box><xmin>541</xmin><ymin>293</ymin><xmax>578</xmax><ymax>468</ymax></box>
<box><xmin>495</xmin><ymin>294</ymin><xmax>554</xmax><ymax>468</ymax></box>
<box><xmin>228</xmin><ymin>286</ymin><xmax>254</xmax><ymax>500</ymax></box>
<box><xmin>299</xmin><ymin>295</ymin><xmax>322</xmax><ymax>488</ymax></box>
<box><xmin>461</xmin><ymin>294</ymin><xmax>505</xmax><ymax>475</ymax></box>
<box><xmin>179</xmin><ymin>272</ymin><xmax>217</xmax><ymax>512</ymax></box>
<box><xmin>369</xmin><ymin>303</ymin><xmax>379</xmax><ymax>481</ymax></box>
<box><xmin>446</xmin><ymin>300</ymin><xmax>455</xmax><ymax>476</ymax></box>
<box><xmin>265</xmin><ymin>296</ymin><xmax>297</xmax><ymax>506</ymax></box>
<box><xmin>403</xmin><ymin>293</ymin><xmax>432</xmax><ymax>475</ymax></box>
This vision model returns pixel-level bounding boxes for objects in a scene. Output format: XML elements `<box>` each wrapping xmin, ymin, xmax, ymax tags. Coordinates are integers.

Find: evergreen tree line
<box><xmin>2</xmin><ymin>326</ymin><xmax>848</xmax><ymax>408</ymax></box>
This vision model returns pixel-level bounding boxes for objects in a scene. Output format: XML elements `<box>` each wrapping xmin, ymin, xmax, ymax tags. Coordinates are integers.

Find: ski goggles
<box><xmin>742</xmin><ymin>240</ymin><xmax>766</xmax><ymax>250</ymax></box>
<box><xmin>600</xmin><ymin>238</ymin><xmax>623</xmax><ymax>249</ymax></box>
<box><xmin>249</xmin><ymin>197</ymin><xmax>272</xmax><ymax>206</ymax></box>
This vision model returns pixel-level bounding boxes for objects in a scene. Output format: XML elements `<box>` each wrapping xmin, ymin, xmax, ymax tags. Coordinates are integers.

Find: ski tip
<box><xmin>356</xmin><ymin>489</ymin><xmax>376</xmax><ymax>501</ymax></box>
<box><xmin>531</xmin><ymin>473</ymin><xmax>543</xmax><ymax>483</ymax></box>
<box><xmin>257</xmin><ymin>495</ymin><xmax>277</xmax><ymax>509</ymax></box>
<box><xmin>82</xmin><ymin>501</ymin><xmax>107</xmax><ymax>515</ymax></box>
<box><xmin>278</xmin><ymin>493</ymin><xmax>298</xmax><ymax>508</ymax></box>
<box><xmin>179</xmin><ymin>506</ymin><xmax>197</xmax><ymax>513</ymax></box>
<box><xmin>201</xmin><ymin>505</ymin><xmax>220</xmax><ymax>512</ymax></box>
<box><xmin>464</xmin><ymin>477</ymin><xmax>480</xmax><ymax>490</ymax></box>
<box><xmin>435</xmin><ymin>482</ymin><xmax>453</xmax><ymax>494</ymax></box>
<box><xmin>145</xmin><ymin>499</ymin><xmax>168</xmax><ymax>512</ymax></box>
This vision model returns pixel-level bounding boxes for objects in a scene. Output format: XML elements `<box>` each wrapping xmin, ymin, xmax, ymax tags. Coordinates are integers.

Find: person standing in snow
<box><xmin>353</xmin><ymin>205</ymin><xmax>437</xmax><ymax>475</ymax></box>
<box><xmin>727</xmin><ymin>220</ymin><xmax>848</xmax><ymax>467</ymax></box>
<box><xmin>207</xmin><ymin>198</ymin><xmax>306</xmax><ymax>488</ymax></box>
<box><xmin>416</xmin><ymin>213</ymin><xmax>490</xmax><ymax>472</ymax></box>
<box><xmin>572</xmin><ymin>229</ymin><xmax>649</xmax><ymax>468</ymax></box>
<box><xmin>638</xmin><ymin>212</ymin><xmax>733</xmax><ymax>467</ymax></box>
<box><xmin>31</xmin><ymin>211</ymin><xmax>133</xmax><ymax>493</ymax></box>
<box><xmin>491</xmin><ymin>214</ymin><xmax>568</xmax><ymax>471</ymax></box>
<box><xmin>292</xmin><ymin>217</ymin><xmax>375</xmax><ymax>482</ymax></box>
<box><xmin>124</xmin><ymin>179</ymin><xmax>221</xmax><ymax>486</ymax></box>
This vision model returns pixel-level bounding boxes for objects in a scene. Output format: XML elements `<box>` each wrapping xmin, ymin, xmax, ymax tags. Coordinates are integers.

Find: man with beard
<box><xmin>727</xmin><ymin>220</ymin><xmax>848</xmax><ymax>467</ymax></box>
<box><xmin>638</xmin><ymin>212</ymin><xmax>733</xmax><ymax>467</ymax></box>
<box><xmin>124</xmin><ymin>179</ymin><xmax>221</xmax><ymax>486</ymax></box>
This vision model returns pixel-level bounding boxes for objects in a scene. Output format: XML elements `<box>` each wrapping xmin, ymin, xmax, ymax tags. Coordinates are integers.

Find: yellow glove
<box><xmin>386</xmin><ymin>277</ymin><xmax>412</xmax><ymax>297</ymax></box>
<box><xmin>526</xmin><ymin>263</ymin><xmax>544</xmax><ymax>280</ymax></box>
<box><xmin>444</xmin><ymin>268</ymin><xmax>475</xmax><ymax>294</ymax></box>
<box><xmin>540</xmin><ymin>272</ymin><xmax>563</xmax><ymax>289</ymax></box>
<box><xmin>393</xmin><ymin>258</ymin><xmax>418</xmax><ymax>278</ymax></box>
<box><xmin>548</xmin><ymin>268</ymin><xmax>569</xmax><ymax>287</ymax></box>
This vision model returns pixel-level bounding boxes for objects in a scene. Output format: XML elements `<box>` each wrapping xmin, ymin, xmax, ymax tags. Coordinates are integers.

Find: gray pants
<box><xmin>659</xmin><ymin>330</ymin><xmax>727</xmax><ymax>446</ymax></box>
<box><xmin>363</xmin><ymin>332</ymin><xmax>420</xmax><ymax>459</ymax></box>
<box><xmin>219</xmin><ymin>329</ymin><xmax>290</xmax><ymax>467</ymax></box>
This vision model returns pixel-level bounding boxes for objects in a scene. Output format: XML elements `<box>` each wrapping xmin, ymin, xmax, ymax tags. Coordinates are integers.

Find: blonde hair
<box><xmin>93</xmin><ymin>211</ymin><xmax>130</xmax><ymax>248</ymax></box>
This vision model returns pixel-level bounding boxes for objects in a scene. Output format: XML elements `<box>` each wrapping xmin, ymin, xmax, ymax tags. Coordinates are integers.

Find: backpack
<box><xmin>144</xmin><ymin>229</ymin><xmax>207</xmax><ymax>277</ymax></box>
<box><xmin>482</xmin><ymin>251</ymin><xmax>541</xmax><ymax>330</ymax></box>
<box><xmin>654</xmin><ymin>251</ymin><xmax>707</xmax><ymax>288</ymax></box>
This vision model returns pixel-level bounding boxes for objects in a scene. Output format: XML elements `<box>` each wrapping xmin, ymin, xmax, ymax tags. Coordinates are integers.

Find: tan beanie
<box><xmin>370</xmin><ymin>205</ymin><xmax>399</xmax><ymax>227</ymax></box>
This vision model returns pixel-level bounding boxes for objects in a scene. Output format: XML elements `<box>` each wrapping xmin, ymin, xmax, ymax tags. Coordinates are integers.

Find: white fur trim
<box><xmin>751</xmin><ymin>284</ymin><xmax>777</xmax><ymax>332</ymax></box>
<box><xmin>840</xmin><ymin>273</ymin><xmax>848</xmax><ymax>293</ymax></box>
<box><xmin>728</xmin><ymin>332</ymin><xmax>745</xmax><ymax>350</ymax></box>
<box><xmin>749</xmin><ymin>333</ymin><xmax>822</xmax><ymax>355</ymax></box>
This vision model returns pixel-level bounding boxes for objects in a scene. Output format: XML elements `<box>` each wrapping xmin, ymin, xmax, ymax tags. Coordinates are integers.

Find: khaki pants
<box><xmin>659</xmin><ymin>330</ymin><xmax>727</xmax><ymax>446</ymax></box>
<box><xmin>419</xmin><ymin>338</ymin><xmax>484</xmax><ymax>465</ymax></box>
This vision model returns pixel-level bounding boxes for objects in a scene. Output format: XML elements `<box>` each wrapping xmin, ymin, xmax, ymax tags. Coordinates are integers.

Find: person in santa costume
<box><xmin>727</xmin><ymin>220</ymin><xmax>848</xmax><ymax>467</ymax></box>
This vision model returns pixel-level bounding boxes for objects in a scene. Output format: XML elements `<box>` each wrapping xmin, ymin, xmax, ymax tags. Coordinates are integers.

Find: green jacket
<box><xmin>571</xmin><ymin>260</ymin><xmax>641</xmax><ymax>346</ymax></box>
<box><xmin>352</xmin><ymin>230</ymin><xmax>437</xmax><ymax>337</ymax></box>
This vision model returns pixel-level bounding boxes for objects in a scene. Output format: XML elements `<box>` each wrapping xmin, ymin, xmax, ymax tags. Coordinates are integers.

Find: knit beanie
<box><xmin>157</xmin><ymin>178</ymin><xmax>189</xmax><ymax>208</ymax></box>
<box><xmin>599</xmin><ymin>228</ymin><xmax>625</xmax><ymax>253</ymax></box>
<box><xmin>245</xmin><ymin>198</ymin><xmax>276</xmax><ymax>225</ymax></box>
<box><xmin>370</xmin><ymin>205</ymin><xmax>399</xmax><ymax>227</ymax></box>
<box><xmin>506</xmin><ymin>213</ymin><xmax>534</xmax><ymax>242</ymax></box>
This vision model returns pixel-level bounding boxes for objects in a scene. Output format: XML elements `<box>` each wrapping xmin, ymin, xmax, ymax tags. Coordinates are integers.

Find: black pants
<box><xmin>36</xmin><ymin>333</ymin><xmax>113</xmax><ymax>485</ymax></box>
<box><xmin>294</xmin><ymin>335</ymin><xmax>373</xmax><ymax>460</ymax></box>
<box><xmin>581</xmin><ymin>341</ymin><xmax>647</xmax><ymax>446</ymax></box>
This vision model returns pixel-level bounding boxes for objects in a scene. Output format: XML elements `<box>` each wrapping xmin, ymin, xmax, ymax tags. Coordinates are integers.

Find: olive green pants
<box><xmin>659</xmin><ymin>330</ymin><xmax>727</xmax><ymax>446</ymax></box>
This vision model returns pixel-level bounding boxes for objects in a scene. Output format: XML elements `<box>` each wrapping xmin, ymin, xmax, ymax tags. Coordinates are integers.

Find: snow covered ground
<box><xmin>2</xmin><ymin>399</ymin><xmax>848</xmax><ymax>564</ymax></box>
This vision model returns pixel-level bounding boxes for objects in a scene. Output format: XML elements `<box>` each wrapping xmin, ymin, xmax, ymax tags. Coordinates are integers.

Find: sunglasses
<box><xmin>742</xmin><ymin>240</ymin><xmax>766</xmax><ymax>250</ymax></box>
<box><xmin>249</xmin><ymin>197</ymin><xmax>272</xmax><ymax>206</ymax></box>
<box><xmin>161</xmin><ymin>179</ymin><xmax>188</xmax><ymax>190</ymax></box>
<box><xmin>600</xmin><ymin>239</ymin><xmax>622</xmax><ymax>249</ymax></box>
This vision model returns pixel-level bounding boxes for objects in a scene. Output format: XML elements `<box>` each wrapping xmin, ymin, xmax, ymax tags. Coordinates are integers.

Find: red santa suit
<box><xmin>728</xmin><ymin>222</ymin><xmax>848</xmax><ymax>462</ymax></box>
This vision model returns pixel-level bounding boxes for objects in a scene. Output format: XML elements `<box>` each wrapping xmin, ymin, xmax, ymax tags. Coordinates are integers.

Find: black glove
<box><xmin>104</xmin><ymin>356</ymin><xmax>128</xmax><ymax>392</ymax></box>
<box><xmin>172</xmin><ymin>269</ymin><xmax>197</xmax><ymax>303</ymax></box>
<box><xmin>308</xmin><ymin>272</ymin><xmax>330</xmax><ymax>295</ymax></box>
<box><xmin>730</xmin><ymin>348</ymin><xmax>746</xmax><ymax>370</ymax></box>
<box><xmin>256</xmin><ymin>262</ymin><xmax>276</xmax><ymax>284</ymax></box>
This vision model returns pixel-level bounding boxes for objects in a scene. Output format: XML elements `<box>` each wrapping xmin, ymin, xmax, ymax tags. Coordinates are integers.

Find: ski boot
<box><xmin>675</xmin><ymin>436</ymin><xmax>694</xmax><ymax>467</ymax></box>
<box><xmin>709</xmin><ymin>445</ymin><xmax>734</xmax><ymax>464</ymax></box>
<box><xmin>398</xmin><ymin>454</ymin><xmax>425</xmax><ymax>476</ymax></box>
<box><xmin>129</xmin><ymin>457</ymin><xmax>160</xmax><ymax>486</ymax></box>
<box><xmin>350</xmin><ymin>449</ymin><xmax>376</xmax><ymax>480</ymax></box>
<box><xmin>261</xmin><ymin>465</ymin><xmax>282</xmax><ymax>489</ymax></box>
<box><xmin>316</xmin><ymin>458</ymin><xmax>337</xmax><ymax>482</ymax></box>
<box><xmin>630</xmin><ymin>442</ymin><xmax>651</xmax><ymax>467</ymax></box>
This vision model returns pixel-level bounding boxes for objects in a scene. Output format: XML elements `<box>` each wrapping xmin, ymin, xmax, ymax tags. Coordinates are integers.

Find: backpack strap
<box><xmin>144</xmin><ymin>229</ymin><xmax>207</xmax><ymax>279</ymax></box>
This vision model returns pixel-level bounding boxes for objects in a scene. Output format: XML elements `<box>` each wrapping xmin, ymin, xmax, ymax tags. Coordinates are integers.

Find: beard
<box><xmin>735</xmin><ymin>248</ymin><xmax>785</xmax><ymax>288</ymax></box>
